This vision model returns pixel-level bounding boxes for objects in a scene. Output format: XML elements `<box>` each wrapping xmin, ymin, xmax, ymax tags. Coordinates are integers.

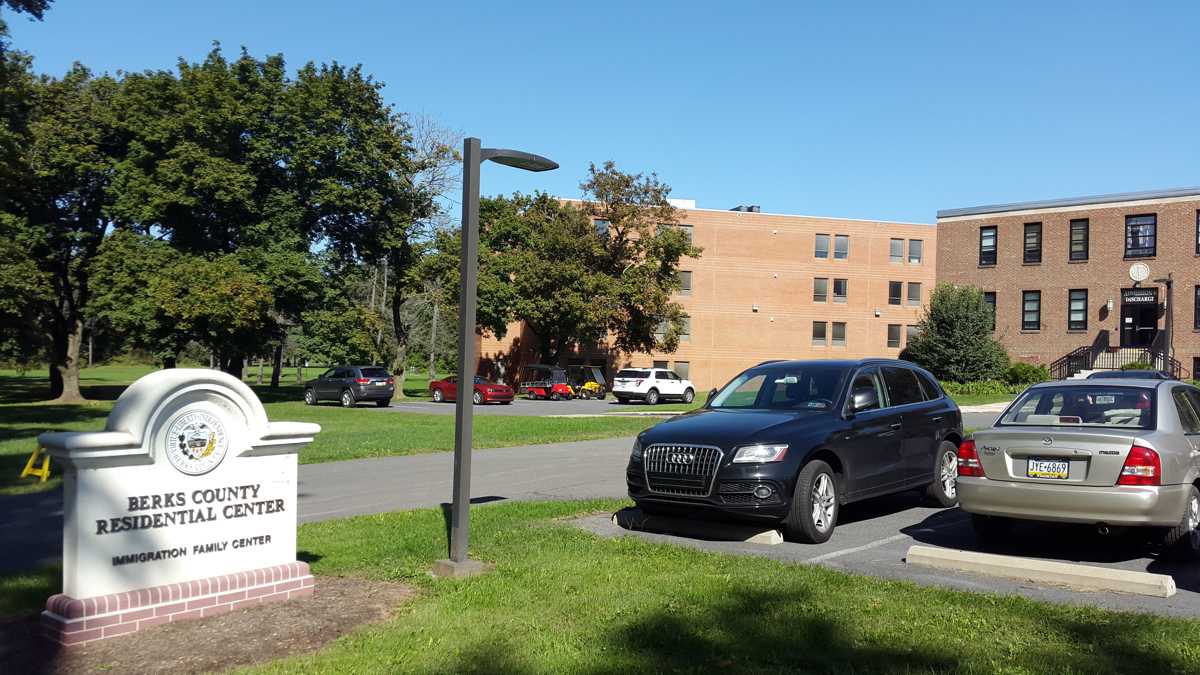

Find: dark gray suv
<box><xmin>304</xmin><ymin>366</ymin><xmax>394</xmax><ymax>408</ymax></box>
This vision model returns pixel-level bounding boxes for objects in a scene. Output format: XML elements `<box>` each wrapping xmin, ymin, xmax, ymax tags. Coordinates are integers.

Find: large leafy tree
<box><xmin>423</xmin><ymin>163</ymin><xmax>700</xmax><ymax>363</ymax></box>
<box><xmin>0</xmin><ymin>66</ymin><xmax>125</xmax><ymax>401</ymax></box>
<box><xmin>902</xmin><ymin>283</ymin><xmax>1009</xmax><ymax>382</ymax></box>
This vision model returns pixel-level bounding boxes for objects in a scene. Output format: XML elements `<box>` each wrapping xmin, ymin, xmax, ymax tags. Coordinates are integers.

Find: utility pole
<box><xmin>429</xmin><ymin>278</ymin><xmax>440</xmax><ymax>380</ymax></box>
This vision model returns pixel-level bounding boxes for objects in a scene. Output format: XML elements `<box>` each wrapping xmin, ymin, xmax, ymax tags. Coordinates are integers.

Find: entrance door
<box><xmin>1120</xmin><ymin>288</ymin><xmax>1159</xmax><ymax>348</ymax></box>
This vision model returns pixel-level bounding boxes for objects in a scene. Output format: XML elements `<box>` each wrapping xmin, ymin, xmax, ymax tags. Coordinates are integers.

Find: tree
<box><xmin>0</xmin><ymin>66</ymin><xmax>125</xmax><ymax>401</ymax></box>
<box><xmin>422</xmin><ymin>163</ymin><xmax>700</xmax><ymax>364</ymax></box>
<box><xmin>901</xmin><ymin>283</ymin><xmax>1009</xmax><ymax>383</ymax></box>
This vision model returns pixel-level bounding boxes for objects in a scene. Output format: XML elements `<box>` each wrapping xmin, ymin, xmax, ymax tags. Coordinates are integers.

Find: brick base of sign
<box><xmin>41</xmin><ymin>561</ymin><xmax>314</xmax><ymax>646</ymax></box>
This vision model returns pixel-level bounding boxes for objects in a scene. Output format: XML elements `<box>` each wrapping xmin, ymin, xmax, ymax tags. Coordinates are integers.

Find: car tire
<box><xmin>782</xmin><ymin>460</ymin><xmax>838</xmax><ymax>544</ymax></box>
<box><xmin>550</xmin><ymin>392</ymin><xmax>560</xmax><ymax>401</ymax></box>
<box><xmin>473</xmin><ymin>391</ymin><xmax>483</xmax><ymax>405</ymax></box>
<box><xmin>340</xmin><ymin>389</ymin><xmax>355</xmax><ymax>408</ymax></box>
<box><xmin>303</xmin><ymin>388</ymin><xmax>317</xmax><ymax>406</ymax></box>
<box><xmin>432</xmin><ymin>389</ymin><xmax>444</xmax><ymax>403</ymax></box>
<box><xmin>501</xmin><ymin>400</ymin><xmax>512</xmax><ymax>405</ymax></box>
<box><xmin>924</xmin><ymin>441</ymin><xmax>960</xmax><ymax>508</ymax></box>
<box><xmin>578</xmin><ymin>389</ymin><xmax>591</xmax><ymax>400</ymax></box>
<box><xmin>645</xmin><ymin>388</ymin><xmax>659</xmax><ymax>405</ymax></box>
<box><xmin>971</xmin><ymin>514</ymin><xmax>1014</xmax><ymax>544</ymax></box>
<box><xmin>598</xmin><ymin>393</ymin><xmax>606</xmax><ymax>400</ymax></box>
<box><xmin>1161</xmin><ymin>485</ymin><xmax>1200</xmax><ymax>561</ymax></box>
<box><xmin>375</xmin><ymin>399</ymin><xmax>390</xmax><ymax>408</ymax></box>
<box><xmin>682</xmin><ymin>388</ymin><xmax>694</xmax><ymax>404</ymax></box>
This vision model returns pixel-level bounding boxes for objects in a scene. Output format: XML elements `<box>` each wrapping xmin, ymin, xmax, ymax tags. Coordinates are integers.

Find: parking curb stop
<box><xmin>905</xmin><ymin>545</ymin><xmax>1176</xmax><ymax>598</ymax></box>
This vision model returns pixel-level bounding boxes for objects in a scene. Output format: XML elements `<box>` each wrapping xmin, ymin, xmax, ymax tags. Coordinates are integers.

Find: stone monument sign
<box><xmin>39</xmin><ymin>369</ymin><xmax>320</xmax><ymax>645</ymax></box>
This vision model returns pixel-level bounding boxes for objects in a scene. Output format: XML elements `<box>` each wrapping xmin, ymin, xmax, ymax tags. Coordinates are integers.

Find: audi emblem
<box><xmin>668</xmin><ymin>452</ymin><xmax>695</xmax><ymax>464</ymax></box>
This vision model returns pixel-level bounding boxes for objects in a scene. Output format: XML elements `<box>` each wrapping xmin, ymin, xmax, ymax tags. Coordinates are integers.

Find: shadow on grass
<box><xmin>0</xmin><ymin>374</ymin><xmax>128</xmax><ymax>405</ymax></box>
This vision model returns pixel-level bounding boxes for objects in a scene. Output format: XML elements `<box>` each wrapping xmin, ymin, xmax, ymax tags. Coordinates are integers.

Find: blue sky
<box><xmin>7</xmin><ymin>1</ymin><xmax>1199</xmax><ymax>223</ymax></box>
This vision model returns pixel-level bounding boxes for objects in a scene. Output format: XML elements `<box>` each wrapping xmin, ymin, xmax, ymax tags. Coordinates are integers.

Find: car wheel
<box><xmin>598</xmin><ymin>393</ymin><xmax>606</xmax><ymax>400</ymax></box>
<box><xmin>924</xmin><ymin>441</ymin><xmax>960</xmax><ymax>507</ymax></box>
<box><xmin>550</xmin><ymin>392</ymin><xmax>560</xmax><ymax>401</ymax></box>
<box><xmin>783</xmin><ymin>460</ymin><xmax>838</xmax><ymax>544</ymax></box>
<box><xmin>375</xmin><ymin>399</ymin><xmax>390</xmax><ymax>408</ymax></box>
<box><xmin>578</xmin><ymin>389</ymin><xmax>591</xmax><ymax>400</ymax></box>
<box><xmin>645</xmin><ymin>388</ymin><xmax>659</xmax><ymax>405</ymax></box>
<box><xmin>971</xmin><ymin>514</ymin><xmax>1014</xmax><ymax>544</ymax></box>
<box><xmin>501</xmin><ymin>400</ymin><xmax>512</xmax><ymax>405</ymax></box>
<box><xmin>1162</xmin><ymin>485</ymin><xmax>1200</xmax><ymax>561</ymax></box>
<box><xmin>340</xmin><ymin>389</ymin><xmax>355</xmax><ymax>408</ymax></box>
<box><xmin>682</xmin><ymin>388</ymin><xmax>694</xmax><ymax>404</ymax></box>
<box><xmin>473</xmin><ymin>391</ymin><xmax>483</xmax><ymax>405</ymax></box>
<box><xmin>432</xmin><ymin>389</ymin><xmax>444</xmax><ymax>403</ymax></box>
<box><xmin>303</xmin><ymin>388</ymin><xmax>317</xmax><ymax>406</ymax></box>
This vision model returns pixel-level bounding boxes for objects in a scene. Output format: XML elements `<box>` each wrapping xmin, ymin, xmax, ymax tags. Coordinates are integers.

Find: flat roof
<box><xmin>937</xmin><ymin>186</ymin><xmax>1200</xmax><ymax>219</ymax></box>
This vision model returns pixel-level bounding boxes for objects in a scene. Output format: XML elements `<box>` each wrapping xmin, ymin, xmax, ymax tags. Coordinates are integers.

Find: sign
<box><xmin>40</xmin><ymin>369</ymin><xmax>320</xmax><ymax>645</ymax></box>
<box><xmin>1121</xmin><ymin>287</ymin><xmax>1158</xmax><ymax>305</ymax></box>
<box><xmin>1128</xmin><ymin>262</ymin><xmax>1151</xmax><ymax>283</ymax></box>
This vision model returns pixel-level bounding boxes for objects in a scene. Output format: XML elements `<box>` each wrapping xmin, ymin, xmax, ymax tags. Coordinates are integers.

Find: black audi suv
<box><xmin>626</xmin><ymin>359</ymin><xmax>963</xmax><ymax>543</ymax></box>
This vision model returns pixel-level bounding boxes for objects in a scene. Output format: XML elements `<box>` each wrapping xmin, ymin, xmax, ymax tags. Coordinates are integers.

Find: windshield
<box><xmin>710</xmin><ymin>364</ymin><xmax>850</xmax><ymax>411</ymax></box>
<box><xmin>999</xmin><ymin>386</ymin><xmax>1156</xmax><ymax>429</ymax></box>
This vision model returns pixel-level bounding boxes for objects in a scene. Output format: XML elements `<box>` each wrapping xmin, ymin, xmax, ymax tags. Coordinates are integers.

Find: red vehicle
<box><xmin>519</xmin><ymin>364</ymin><xmax>575</xmax><ymax>400</ymax></box>
<box><xmin>429</xmin><ymin>376</ymin><xmax>514</xmax><ymax>405</ymax></box>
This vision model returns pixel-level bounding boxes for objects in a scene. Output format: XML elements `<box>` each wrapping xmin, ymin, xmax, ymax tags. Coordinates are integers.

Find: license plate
<box><xmin>375</xmin><ymin>381</ymin><xmax>387</xmax><ymax>386</ymax></box>
<box><xmin>1027</xmin><ymin>458</ymin><xmax>1069</xmax><ymax>479</ymax></box>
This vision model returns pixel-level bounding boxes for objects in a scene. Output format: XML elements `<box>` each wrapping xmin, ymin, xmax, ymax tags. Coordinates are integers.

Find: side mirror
<box><xmin>706</xmin><ymin>388</ymin><xmax>718</xmax><ymax>405</ymax></box>
<box><xmin>850</xmin><ymin>387</ymin><xmax>878</xmax><ymax>413</ymax></box>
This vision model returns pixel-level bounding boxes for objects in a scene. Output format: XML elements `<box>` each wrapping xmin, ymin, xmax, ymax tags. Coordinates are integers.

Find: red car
<box><xmin>429</xmin><ymin>376</ymin><xmax>514</xmax><ymax>405</ymax></box>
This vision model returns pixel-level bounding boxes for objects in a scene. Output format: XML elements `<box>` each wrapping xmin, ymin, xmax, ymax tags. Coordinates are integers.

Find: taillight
<box><xmin>387</xmin><ymin>377</ymin><xmax>394</xmax><ymax>384</ymax></box>
<box><xmin>957</xmin><ymin>439</ymin><xmax>984</xmax><ymax>478</ymax></box>
<box><xmin>354</xmin><ymin>378</ymin><xmax>370</xmax><ymax>384</ymax></box>
<box><xmin>1117</xmin><ymin>445</ymin><xmax>1160</xmax><ymax>486</ymax></box>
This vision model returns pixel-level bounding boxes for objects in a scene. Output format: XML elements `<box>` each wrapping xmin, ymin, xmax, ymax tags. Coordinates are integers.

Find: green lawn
<box><xmin>948</xmin><ymin>392</ymin><xmax>1015</xmax><ymax>407</ymax></box>
<box><xmin>269</xmin><ymin>501</ymin><xmax>1200</xmax><ymax>672</ymax></box>
<box><xmin>0</xmin><ymin>366</ymin><xmax>654</xmax><ymax>495</ymax></box>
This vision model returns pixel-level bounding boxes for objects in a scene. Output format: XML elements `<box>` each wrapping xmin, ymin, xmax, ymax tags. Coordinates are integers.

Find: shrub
<box><xmin>1120</xmin><ymin>361</ymin><xmax>1153</xmax><ymax>371</ymax></box>
<box><xmin>1004</xmin><ymin>362</ymin><xmax>1050</xmax><ymax>385</ymax></box>
<box><xmin>901</xmin><ymin>283</ymin><xmax>1009</xmax><ymax>383</ymax></box>
<box><xmin>941</xmin><ymin>380</ymin><xmax>1027</xmax><ymax>398</ymax></box>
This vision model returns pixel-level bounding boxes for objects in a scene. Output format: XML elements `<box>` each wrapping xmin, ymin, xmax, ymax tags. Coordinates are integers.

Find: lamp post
<box><xmin>1155</xmin><ymin>273</ymin><xmax>1174</xmax><ymax>374</ymax></box>
<box><xmin>433</xmin><ymin>137</ymin><xmax>557</xmax><ymax>578</ymax></box>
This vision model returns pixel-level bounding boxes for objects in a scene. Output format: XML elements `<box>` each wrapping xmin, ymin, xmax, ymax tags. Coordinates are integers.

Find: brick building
<box><xmin>936</xmin><ymin>187</ymin><xmax>1200</xmax><ymax>379</ymax></box>
<box><xmin>477</xmin><ymin>201</ymin><xmax>935</xmax><ymax>390</ymax></box>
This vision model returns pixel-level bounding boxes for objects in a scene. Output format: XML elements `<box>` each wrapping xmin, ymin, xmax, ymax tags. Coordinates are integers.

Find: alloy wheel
<box><xmin>473</xmin><ymin>391</ymin><xmax>483</xmax><ymax>405</ymax></box>
<box><xmin>342</xmin><ymin>391</ymin><xmax>353</xmax><ymax>407</ymax></box>
<box><xmin>1187</xmin><ymin>495</ymin><xmax>1200</xmax><ymax>551</ymax></box>
<box><xmin>810</xmin><ymin>473</ymin><xmax>837</xmax><ymax>533</ymax></box>
<box><xmin>940</xmin><ymin>450</ymin><xmax>958</xmax><ymax>500</ymax></box>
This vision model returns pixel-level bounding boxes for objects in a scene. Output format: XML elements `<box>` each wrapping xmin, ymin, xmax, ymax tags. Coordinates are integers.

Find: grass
<box><xmin>948</xmin><ymin>392</ymin><xmax>1015</xmax><ymax>407</ymax></box>
<box><xmin>0</xmin><ymin>366</ymin><xmax>654</xmax><ymax>495</ymax></box>
<box><xmin>7</xmin><ymin>498</ymin><xmax>1199</xmax><ymax>672</ymax></box>
<box><xmin>274</xmin><ymin>501</ymin><xmax>1199</xmax><ymax>673</ymax></box>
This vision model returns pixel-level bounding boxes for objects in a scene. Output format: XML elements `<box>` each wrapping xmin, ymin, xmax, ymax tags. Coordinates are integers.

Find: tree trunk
<box><xmin>270</xmin><ymin>344</ymin><xmax>283</xmax><ymax>388</ymax></box>
<box><xmin>221</xmin><ymin>353</ymin><xmax>244</xmax><ymax>380</ymax></box>
<box><xmin>296</xmin><ymin>362</ymin><xmax>303</xmax><ymax>383</ymax></box>
<box><xmin>50</xmin><ymin>315</ymin><xmax>86</xmax><ymax>403</ymax></box>
<box><xmin>256</xmin><ymin>357</ymin><xmax>264</xmax><ymax>384</ymax></box>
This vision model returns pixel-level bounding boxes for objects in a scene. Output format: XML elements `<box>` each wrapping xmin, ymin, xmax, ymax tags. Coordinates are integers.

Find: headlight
<box><xmin>631</xmin><ymin>438</ymin><xmax>643</xmax><ymax>461</ymax></box>
<box><xmin>732</xmin><ymin>444</ymin><xmax>789</xmax><ymax>463</ymax></box>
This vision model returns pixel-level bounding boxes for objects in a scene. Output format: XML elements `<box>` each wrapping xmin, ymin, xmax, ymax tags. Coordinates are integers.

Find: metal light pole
<box><xmin>434</xmin><ymin>137</ymin><xmax>557</xmax><ymax>577</ymax></box>
<box><xmin>1155</xmin><ymin>273</ymin><xmax>1174</xmax><ymax>374</ymax></box>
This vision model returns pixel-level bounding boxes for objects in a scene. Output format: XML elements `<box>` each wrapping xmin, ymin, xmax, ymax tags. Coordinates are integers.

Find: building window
<box><xmin>1023</xmin><ymin>222</ymin><xmax>1042</xmax><ymax>264</ymax></box>
<box><xmin>833</xmin><ymin>278</ymin><xmax>848</xmax><ymax>303</ymax></box>
<box><xmin>906</xmin><ymin>282</ymin><xmax>921</xmax><ymax>305</ymax></box>
<box><xmin>813</xmin><ymin>277</ymin><xmax>828</xmax><ymax>303</ymax></box>
<box><xmin>814</xmin><ymin>233</ymin><xmax>830</xmax><ymax>259</ymax></box>
<box><xmin>653</xmin><ymin>360</ymin><xmax>669</xmax><ymax>369</ymax></box>
<box><xmin>673</xmin><ymin>361</ymin><xmax>689</xmax><ymax>380</ymax></box>
<box><xmin>1125</xmin><ymin>214</ymin><xmax>1157</xmax><ymax>258</ymax></box>
<box><xmin>653</xmin><ymin>320</ymin><xmax>667</xmax><ymax>340</ymax></box>
<box><xmin>887</xmin><ymin>324</ymin><xmax>901</xmax><ymax>348</ymax></box>
<box><xmin>890</xmin><ymin>238</ymin><xmax>904</xmax><ymax>262</ymax></box>
<box><xmin>908</xmin><ymin>239</ymin><xmax>923</xmax><ymax>264</ymax></box>
<box><xmin>831</xmin><ymin>322</ymin><xmax>846</xmax><ymax>346</ymax></box>
<box><xmin>677</xmin><ymin>271</ymin><xmax>692</xmax><ymax>295</ymax></box>
<box><xmin>906</xmin><ymin>325</ymin><xmax>920</xmax><ymax>344</ymax></box>
<box><xmin>1069</xmin><ymin>219</ymin><xmax>1089</xmax><ymax>261</ymax></box>
<box><xmin>812</xmin><ymin>321</ymin><xmax>827</xmax><ymax>345</ymax></box>
<box><xmin>979</xmin><ymin>226</ymin><xmax>997</xmax><ymax>266</ymax></box>
<box><xmin>675</xmin><ymin>224</ymin><xmax>693</xmax><ymax>243</ymax></box>
<box><xmin>1195</xmin><ymin>210</ymin><xmax>1199</xmax><ymax>255</ymax></box>
<box><xmin>680</xmin><ymin>315</ymin><xmax>691</xmax><ymax>341</ymax></box>
<box><xmin>983</xmin><ymin>291</ymin><xmax>996</xmax><ymax>331</ymax></box>
<box><xmin>1022</xmin><ymin>291</ymin><xmax>1041</xmax><ymax>331</ymax></box>
<box><xmin>888</xmin><ymin>281</ymin><xmax>902</xmax><ymax>305</ymax></box>
<box><xmin>594</xmin><ymin>219</ymin><xmax>610</xmax><ymax>236</ymax></box>
<box><xmin>1195</xmin><ymin>285</ymin><xmax>1200</xmax><ymax>330</ymax></box>
<box><xmin>833</xmin><ymin>235</ymin><xmax>849</xmax><ymax>260</ymax></box>
<box><xmin>1068</xmin><ymin>289</ymin><xmax>1088</xmax><ymax>331</ymax></box>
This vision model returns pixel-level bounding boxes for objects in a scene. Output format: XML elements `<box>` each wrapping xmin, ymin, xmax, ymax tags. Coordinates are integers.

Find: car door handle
<box><xmin>931</xmin><ymin>416</ymin><xmax>944</xmax><ymax>423</ymax></box>
<box><xmin>889</xmin><ymin>423</ymin><xmax>902</xmax><ymax>430</ymax></box>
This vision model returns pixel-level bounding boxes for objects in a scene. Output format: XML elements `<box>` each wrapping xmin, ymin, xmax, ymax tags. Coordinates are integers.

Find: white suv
<box><xmin>611</xmin><ymin>368</ymin><xmax>695</xmax><ymax>405</ymax></box>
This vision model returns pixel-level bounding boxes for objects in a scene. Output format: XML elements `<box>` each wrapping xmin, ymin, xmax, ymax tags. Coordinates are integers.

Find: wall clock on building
<box><xmin>164</xmin><ymin>410</ymin><xmax>229</xmax><ymax>475</ymax></box>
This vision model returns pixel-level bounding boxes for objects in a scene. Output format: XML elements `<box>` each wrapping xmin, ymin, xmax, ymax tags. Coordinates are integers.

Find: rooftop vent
<box><xmin>730</xmin><ymin>204</ymin><xmax>761</xmax><ymax>213</ymax></box>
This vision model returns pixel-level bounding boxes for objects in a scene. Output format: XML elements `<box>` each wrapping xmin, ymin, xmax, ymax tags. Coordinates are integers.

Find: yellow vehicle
<box><xmin>567</xmin><ymin>365</ymin><xmax>608</xmax><ymax>400</ymax></box>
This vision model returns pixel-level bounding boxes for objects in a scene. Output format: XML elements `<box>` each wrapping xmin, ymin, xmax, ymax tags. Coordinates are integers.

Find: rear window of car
<box><xmin>616</xmin><ymin>370</ymin><xmax>649</xmax><ymax>378</ymax></box>
<box><xmin>360</xmin><ymin>367</ymin><xmax>389</xmax><ymax>378</ymax></box>
<box><xmin>999</xmin><ymin>386</ymin><xmax>1156</xmax><ymax>429</ymax></box>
